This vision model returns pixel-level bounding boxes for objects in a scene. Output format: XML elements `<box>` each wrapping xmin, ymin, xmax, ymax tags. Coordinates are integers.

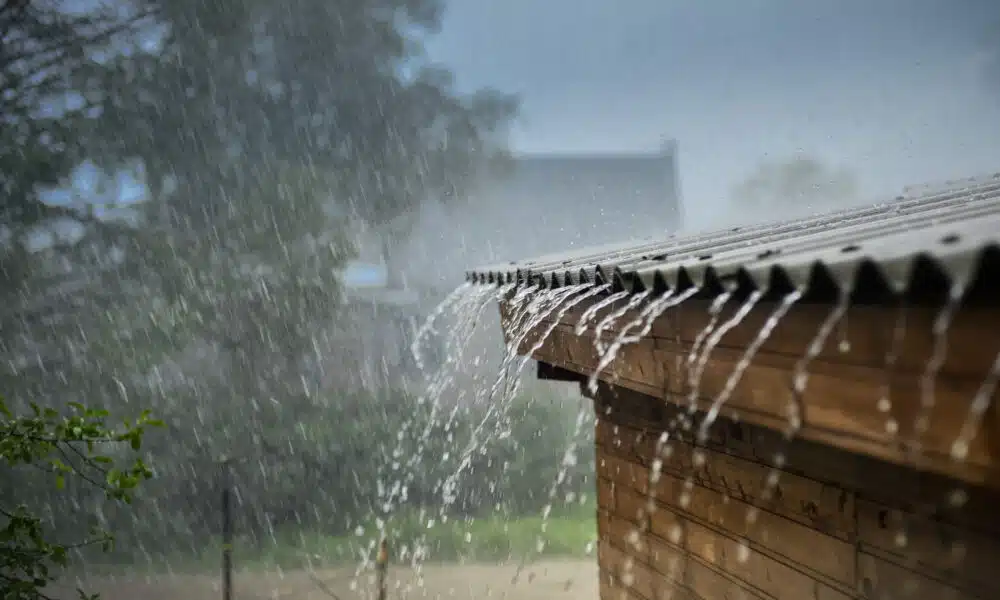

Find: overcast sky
<box><xmin>426</xmin><ymin>0</ymin><xmax>1000</xmax><ymax>230</ymax></box>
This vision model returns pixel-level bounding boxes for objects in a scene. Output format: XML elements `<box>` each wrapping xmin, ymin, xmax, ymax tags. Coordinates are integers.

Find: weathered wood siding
<box><xmin>505</xmin><ymin>296</ymin><xmax>1000</xmax><ymax>488</ymax></box>
<box><xmin>592</xmin><ymin>386</ymin><xmax>1000</xmax><ymax>600</ymax></box>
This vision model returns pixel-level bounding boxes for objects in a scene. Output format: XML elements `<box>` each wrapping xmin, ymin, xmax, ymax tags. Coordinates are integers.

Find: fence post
<box><xmin>221</xmin><ymin>461</ymin><xmax>233</xmax><ymax>600</ymax></box>
<box><xmin>376</xmin><ymin>537</ymin><xmax>389</xmax><ymax>600</ymax></box>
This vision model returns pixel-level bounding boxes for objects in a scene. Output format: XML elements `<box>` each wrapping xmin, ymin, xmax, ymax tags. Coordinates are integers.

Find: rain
<box><xmin>3</xmin><ymin>2</ymin><xmax>1000</xmax><ymax>600</ymax></box>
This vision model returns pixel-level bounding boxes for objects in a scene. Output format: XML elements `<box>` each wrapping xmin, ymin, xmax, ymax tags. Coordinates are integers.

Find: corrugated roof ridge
<box><xmin>466</xmin><ymin>172</ymin><xmax>1000</xmax><ymax>302</ymax></box>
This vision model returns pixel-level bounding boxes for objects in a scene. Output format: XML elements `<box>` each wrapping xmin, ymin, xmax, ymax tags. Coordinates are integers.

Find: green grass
<box><xmin>84</xmin><ymin>503</ymin><xmax>598</xmax><ymax>574</ymax></box>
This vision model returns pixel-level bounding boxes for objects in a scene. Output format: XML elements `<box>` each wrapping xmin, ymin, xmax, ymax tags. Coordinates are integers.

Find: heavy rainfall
<box><xmin>2</xmin><ymin>1</ymin><xmax>1000</xmax><ymax>600</ymax></box>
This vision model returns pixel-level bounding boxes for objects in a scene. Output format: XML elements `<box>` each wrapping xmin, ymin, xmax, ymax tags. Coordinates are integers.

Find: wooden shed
<box><xmin>467</xmin><ymin>175</ymin><xmax>1000</xmax><ymax>600</ymax></box>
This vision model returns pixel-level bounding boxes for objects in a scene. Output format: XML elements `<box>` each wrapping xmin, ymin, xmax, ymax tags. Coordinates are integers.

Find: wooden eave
<box><xmin>499</xmin><ymin>294</ymin><xmax>1000</xmax><ymax>490</ymax></box>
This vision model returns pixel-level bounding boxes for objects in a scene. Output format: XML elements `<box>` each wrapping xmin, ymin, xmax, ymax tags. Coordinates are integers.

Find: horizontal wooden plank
<box><xmin>598</xmin><ymin>391</ymin><xmax>1000</xmax><ymax>537</ymax></box>
<box><xmin>858</xmin><ymin>552</ymin><xmax>980</xmax><ymax>600</ymax></box>
<box><xmin>597</xmin><ymin>448</ymin><xmax>650</xmax><ymax>495</ymax></box>
<box><xmin>856</xmin><ymin>499</ymin><xmax>1000</xmax><ymax>597</ymax></box>
<box><xmin>600</xmin><ymin>419</ymin><xmax>857</xmax><ymax>540</ymax></box>
<box><xmin>599</xmin><ymin>539</ymin><xmax>655</xmax><ymax>600</ymax></box>
<box><xmin>690</xmin><ymin>519</ymin><xmax>821</xmax><ymax>600</ymax></box>
<box><xmin>602</xmin><ymin>437</ymin><xmax>855</xmax><ymax>587</ymax></box>
<box><xmin>611</xmin><ymin>471</ymin><xmax>840</xmax><ymax>600</ymax></box>
<box><xmin>535</xmin><ymin>321</ymin><xmax>999</xmax><ymax>488</ymax></box>
<box><xmin>647</xmin><ymin>467</ymin><xmax>856</xmax><ymax>587</ymax></box>
<box><xmin>598</xmin><ymin>476</ymin><xmax>616</xmax><ymax>511</ymax></box>
<box><xmin>506</xmin><ymin>294</ymin><xmax>1000</xmax><ymax>380</ymax></box>
<box><xmin>685</xmin><ymin>557</ymin><xmax>768</xmax><ymax>600</ymax></box>
<box><xmin>647</xmin><ymin>535</ymin><xmax>688</xmax><ymax>584</ymax></box>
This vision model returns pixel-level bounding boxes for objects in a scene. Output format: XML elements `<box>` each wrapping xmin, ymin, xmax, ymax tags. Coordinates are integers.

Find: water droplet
<box><xmin>668</xmin><ymin>524</ymin><xmax>683</xmax><ymax>544</ymax></box>
<box><xmin>626</xmin><ymin>530</ymin><xmax>641</xmax><ymax>548</ymax></box>
<box><xmin>950</xmin><ymin>440</ymin><xmax>969</xmax><ymax>461</ymax></box>
<box><xmin>736</xmin><ymin>543</ymin><xmax>751</xmax><ymax>563</ymax></box>
<box><xmin>877</xmin><ymin>397</ymin><xmax>891</xmax><ymax>413</ymax></box>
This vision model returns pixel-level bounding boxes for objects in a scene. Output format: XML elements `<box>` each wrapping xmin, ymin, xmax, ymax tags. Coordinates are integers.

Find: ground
<box><xmin>51</xmin><ymin>559</ymin><xmax>598</xmax><ymax>600</ymax></box>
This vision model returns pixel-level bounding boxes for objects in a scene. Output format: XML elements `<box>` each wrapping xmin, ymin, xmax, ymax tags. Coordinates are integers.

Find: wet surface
<box><xmin>52</xmin><ymin>560</ymin><xmax>597</xmax><ymax>600</ymax></box>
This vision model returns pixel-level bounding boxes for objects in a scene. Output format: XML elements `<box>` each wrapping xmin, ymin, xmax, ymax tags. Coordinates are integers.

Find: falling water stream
<box><xmin>685</xmin><ymin>290</ymin><xmax>763</xmax><ymax>419</ymax></box>
<box><xmin>878</xmin><ymin>304</ymin><xmax>909</xmax><ymax>436</ymax></box>
<box><xmin>751</xmin><ymin>288</ymin><xmax>850</xmax><ymax>520</ymax></box>
<box><xmin>587</xmin><ymin>287</ymin><xmax>701</xmax><ymax>394</ymax></box>
<box><xmin>593</xmin><ymin>290</ymin><xmax>652</xmax><ymax>356</ymax></box>
<box><xmin>914</xmin><ymin>283</ymin><xmax>966</xmax><ymax>444</ymax></box>
<box><xmin>575</xmin><ymin>291</ymin><xmax>631</xmax><ymax>336</ymax></box>
<box><xmin>697</xmin><ymin>289</ymin><xmax>803</xmax><ymax>444</ymax></box>
<box><xmin>367</xmin><ymin>265</ymin><xmax>997</xmax><ymax>599</ymax></box>
<box><xmin>953</xmin><ymin>350</ymin><xmax>1000</xmax><ymax>461</ymax></box>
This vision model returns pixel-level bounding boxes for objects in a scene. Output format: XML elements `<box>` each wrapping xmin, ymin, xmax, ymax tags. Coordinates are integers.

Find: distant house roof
<box><xmin>399</xmin><ymin>145</ymin><xmax>683</xmax><ymax>286</ymax></box>
<box><xmin>471</xmin><ymin>148</ymin><xmax>683</xmax><ymax>256</ymax></box>
<box><xmin>467</xmin><ymin>173</ymin><xmax>1000</xmax><ymax>305</ymax></box>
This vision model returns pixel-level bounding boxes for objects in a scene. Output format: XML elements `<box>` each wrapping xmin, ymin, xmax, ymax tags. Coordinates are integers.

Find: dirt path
<box><xmin>51</xmin><ymin>559</ymin><xmax>598</xmax><ymax>600</ymax></box>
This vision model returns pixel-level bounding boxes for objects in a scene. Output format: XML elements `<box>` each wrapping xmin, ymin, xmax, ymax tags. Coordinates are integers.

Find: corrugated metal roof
<box><xmin>466</xmin><ymin>173</ymin><xmax>1000</xmax><ymax>304</ymax></box>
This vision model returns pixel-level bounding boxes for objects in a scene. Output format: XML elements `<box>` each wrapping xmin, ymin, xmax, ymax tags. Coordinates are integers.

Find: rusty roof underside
<box><xmin>465</xmin><ymin>173</ymin><xmax>1000</xmax><ymax>305</ymax></box>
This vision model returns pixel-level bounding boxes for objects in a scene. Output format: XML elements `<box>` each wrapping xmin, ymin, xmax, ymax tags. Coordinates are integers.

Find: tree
<box><xmin>43</xmin><ymin>0</ymin><xmax>521</xmax><ymax>549</ymax></box>
<box><xmin>0</xmin><ymin>0</ymin><xmax>152</xmax><ymax>277</ymax></box>
<box><xmin>731</xmin><ymin>155</ymin><xmax>858</xmax><ymax>215</ymax></box>
<box><xmin>1</xmin><ymin>397</ymin><xmax>160</xmax><ymax>600</ymax></box>
<box><xmin>0</xmin><ymin>0</ymin><xmax>159</xmax><ymax>406</ymax></box>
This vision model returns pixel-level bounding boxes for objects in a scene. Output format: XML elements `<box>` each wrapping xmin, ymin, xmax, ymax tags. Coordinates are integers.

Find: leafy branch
<box><xmin>0</xmin><ymin>397</ymin><xmax>163</xmax><ymax>600</ymax></box>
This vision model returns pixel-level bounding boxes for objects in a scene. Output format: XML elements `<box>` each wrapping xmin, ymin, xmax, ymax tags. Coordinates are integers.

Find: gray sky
<box><xmin>426</xmin><ymin>0</ymin><xmax>1000</xmax><ymax>230</ymax></box>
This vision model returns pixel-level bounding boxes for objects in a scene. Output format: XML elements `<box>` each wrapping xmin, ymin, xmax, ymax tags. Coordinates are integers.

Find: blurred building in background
<box><xmin>398</xmin><ymin>140</ymin><xmax>684</xmax><ymax>289</ymax></box>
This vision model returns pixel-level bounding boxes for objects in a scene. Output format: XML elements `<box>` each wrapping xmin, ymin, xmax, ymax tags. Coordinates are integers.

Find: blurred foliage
<box><xmin>72</xmin><ymin>385</ymin><xmax>596</xmax><ymax>566</ymax></box>
<box><xmin>731</xmin><ymin>155</ymin><xmax>858</xmax><ymax>213</ymax></box>
<box><xmin>0</xmin><ymin>0</ymin><xmax>574</xmax><ymax>582</ymax></box>
<box><xmin>0</xmin><ymin>396</ymin><xmax>161</xmax><ymax>599</ymax></box>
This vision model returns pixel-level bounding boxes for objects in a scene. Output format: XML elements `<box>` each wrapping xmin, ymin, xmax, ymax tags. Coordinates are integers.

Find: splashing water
<box><xmin>877</xmin><ymin>304</ymin><xmax>909</xmax><ymax>434</ymax></box>
<box><xmin>492</xmin><ymin>284</ymin><xmax>588</xmax><ymax>402</ymax></box>
<box><xmin>377</xmin><ymin>284</ymin><xmax>504</xmax><ymax>551</ymax></box>
<box><xmin>786</xmin><ymin>288</ymin><xmax>850</xmax><ymax>437</ymax></box>
<box><xmin>593</xmin><ymin>290</ymin><xmax>651</xmax><ymax>355</ymax></box>
<box><xmin>751</xmin><ymin>288</ymin><xmax>848</xmax><ymax>510</ymax></box>
<box><xmin>513</xmin><ymin>284</ymin><xmax>611</xmax><ymax>400</ymax></box>
<box><xmin>697</xmin><ymin>289</ymin><xmax>803</xmax><ymax>444</ymax></box>
<box><xmin>914</xmin><ymin>284</ymin><xmax>965</xmax><ymax>446</ymax></box>
<box><xmin>587</xmin><ymin>287</ymin><xmax>700</xmax><ymax>394</ymax></box>
<box><xmin>684</xmin><ymin>292</ymin><xmax>733</xmax><ymax>400</ymax></box>
<box><xmin>685</xmin><ymin>291</ymin><xmax>762</xmax><ymax>418</ymax></box>
<box><xmin>951</xmin><ymin>349</ymin><xmax>1000</xmax><ymax>461</ymax></box>
<box><xmin>443</xmin><ymin>284</ymin><xmax>595</xmax><ymax>522</ymax></box>
<box><xmin>512</xmin><ymin>405</ymin><xmax>595</xmax><ymax>583</ymax></box>
<box><xmin>411</xmin><ymin>281</ymin><xmax>474</xmax><ymax>373</ymax></box>
<box><xmin>574</xmin><ymin>290</ymin><xmax>630</xmax><ymax>336</ymax></box>
<box><xmin>688</xmin><ymin>292</ymin><xmax>732</xmax><ymax>361</ymax></box>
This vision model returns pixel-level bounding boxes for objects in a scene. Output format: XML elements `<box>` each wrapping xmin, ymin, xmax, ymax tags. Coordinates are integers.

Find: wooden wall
<box><xmin>592</xmin><ymin>385</ymin><xmax>1000</xmax><ymax>600</ymax></box>
<box><xmin>510</xmin><ymin>296</ymin><xmax>1000</xmax><ymax>489</ymax></box>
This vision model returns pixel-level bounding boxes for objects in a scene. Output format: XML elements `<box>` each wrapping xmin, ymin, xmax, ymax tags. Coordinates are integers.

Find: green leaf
<box><xmin>55</xmin><ymin>474</ymin><xmax>65</xmax><ymax>489</ymax></box>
